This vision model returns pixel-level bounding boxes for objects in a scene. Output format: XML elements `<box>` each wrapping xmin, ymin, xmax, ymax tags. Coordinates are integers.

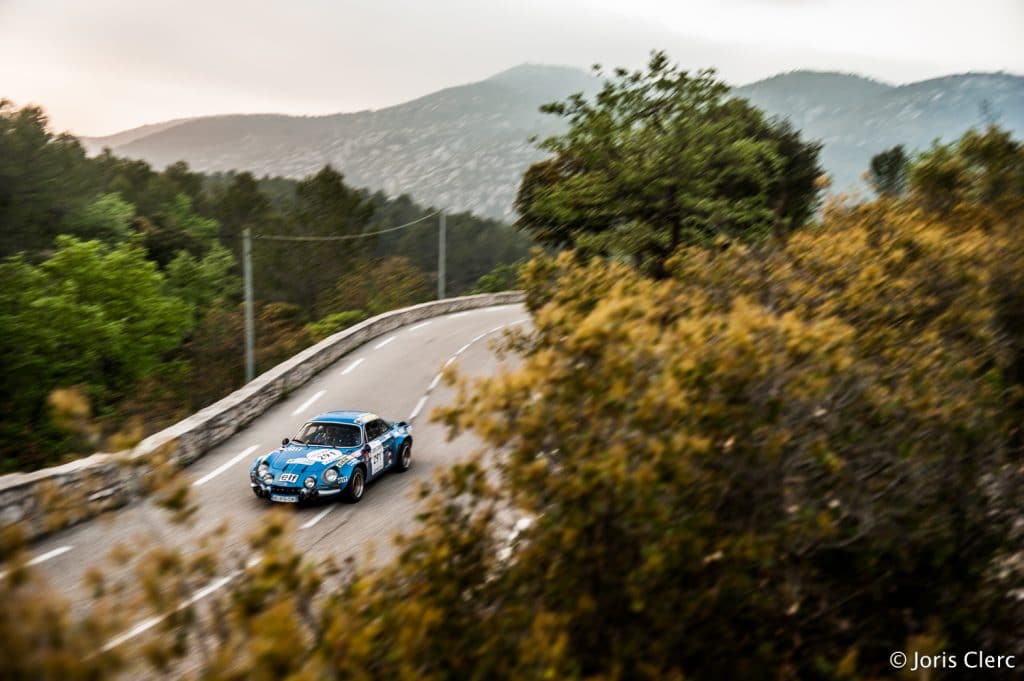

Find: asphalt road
<box><xmin>15</xmin><ymin>303</ymin><xmax>528</xmax><ymax>646</ymax></box>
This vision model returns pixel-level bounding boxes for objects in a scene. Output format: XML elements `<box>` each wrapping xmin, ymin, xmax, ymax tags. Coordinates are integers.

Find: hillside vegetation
<box><xmin>0</xmin><ymin>100</ymin><xmax>529</xmax><ymax>471</ymax></box>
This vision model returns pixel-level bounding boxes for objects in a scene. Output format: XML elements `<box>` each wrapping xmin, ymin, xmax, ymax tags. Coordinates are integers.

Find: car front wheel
<box><xmin>344</xmin><ymin>467</ymin><xmax>365</xmax><ymax>503</ymax></box>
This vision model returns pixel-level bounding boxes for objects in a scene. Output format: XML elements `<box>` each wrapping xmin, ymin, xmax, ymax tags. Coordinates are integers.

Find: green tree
<box><xmin>909</xmin><ymin>125</ymin><xmax>1024</xmax><ymax>220</ymax></box>
<box><xmin>469</xmin><ymin>259</ymin><xmax>524</xmax><ymax>293</ymax></box>
<box><xmin>139</xmin><ymin>193</ymin><xmax>221</xmax><ymax>267</ymax></box>
<box><xmin>62</xmin><ymin>193</ymin><xmax>136</xmax><ymax>243</ymax></box>
<box><xmin>165</xmin><ymin>244</ymin><xmax>240</xmax><ymax>310</ymax></box>
<box><xmin>258</xmin><ymin>165</ymin><xmax>374</xmax><ymax>314</ymax></box>
<box><xmin>0</xmin><ymin>237</ymin><xmax>193</xmax><ymax>468</ymax></box>
<box><xmin>514</xmin><ymin>51</ymin><xmax>823</xmax><ymax>275</ymax></box>
<box><xmin>868</xmin><ymin>145</ymin><xmax>909</xmax><ymax>197</ymax></box>
<box><xmin>0</xmin><ymin>101</ymin><xmax>95</xmax><ymax>256</ymax></box>
<box><xmin>179</xmin><ymin>301</ymin><xmax>313</xmax><ymax>405</ymax></box>
<box><xmin>210</xmin><ymin>171</ymin><xmax>277</xmax><ymax>257</ymax></box>
<box><xmin>320</xmin><ymin>255</ymin><xmax>431</xmax><ymax>316</ymax></box>
<box><xmin>305</xmin><ymin>310</ymin><xmax>370</xmax><ymax>341</ymax></box>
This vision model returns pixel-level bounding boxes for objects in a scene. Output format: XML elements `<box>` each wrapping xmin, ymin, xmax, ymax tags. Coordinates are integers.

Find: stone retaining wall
<box><xmin>0</xmin><ymin>292</ymin><xmax>525</xmax><ymax>544</ymax></box>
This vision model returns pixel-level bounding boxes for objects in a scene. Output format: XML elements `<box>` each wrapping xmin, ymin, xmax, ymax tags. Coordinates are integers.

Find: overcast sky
<box><xmin>1</xmin><ymin>0</ymin><xmax>1021</xmax><ymax>136</ymax></box>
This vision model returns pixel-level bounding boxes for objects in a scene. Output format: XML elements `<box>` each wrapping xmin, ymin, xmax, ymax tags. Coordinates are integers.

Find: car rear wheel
<box><xmin>344</xmin><ymin>467</ymin><xmax>365</xmax><ymax>502</ymax></box>
<box><xmin>395</xmin><ymin>441</ymin><xmax>412</xmax><ymax>473</ymax></box>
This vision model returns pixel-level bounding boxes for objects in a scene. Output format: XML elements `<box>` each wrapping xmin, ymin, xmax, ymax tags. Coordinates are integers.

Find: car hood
<box><xmin>265</xmin><ymin>443</ymin><xmax>362</xmax><ymax>476</ymax></box>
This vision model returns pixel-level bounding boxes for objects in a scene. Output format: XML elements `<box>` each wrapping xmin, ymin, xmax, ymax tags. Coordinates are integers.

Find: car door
<box><xmin>378</xmin><ymin>420</ymin><xmax>396</xmax><ymax>470</ymax></box>
<box><xmin>364</xmin><ymin>419</ymin><xmax>392</xmax><ymax>479</ymax></box>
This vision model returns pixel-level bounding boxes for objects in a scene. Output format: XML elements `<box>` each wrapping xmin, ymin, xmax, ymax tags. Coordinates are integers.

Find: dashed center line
<box><xmin>410</xmin><ymin>395</ymin><xmax>429</xmax><ymax>421</ymax></box>
<box><xmin>0</xmin><ymin>544</ymin><xmax>75</xmax><ymax>579</ymax></box>
<box><xmin>292</xmin><ymin>389</ymin><xmax>326</xmax><ymax>416</ymax></box>
<box><xmin>101</xmin><ymin>570</ymin><xmax>240</xmax><ymax>652</ymax></box>
<box><xmin>408</xmin><ymin>317</ymin><xmax>529</xmax><ymax>422</ymax></box>
<box><xmin>374</xmin><ymin>335</ymin><xmax>396</xmax><ymax>349</ymax></box>
<box><xmin>300</xmin><ymin>505</ymin><xmax>336</xmax><ymax>530</ymax></box>
<box><xmin>28</xmin><ymin>544</ymin><xmax>74</xmax><ymax>565</ymax></box>
<box><xmin>193</xmin><ymin>445</ymin><xmax>260</xmax><ymax>486</ymax></box>
<box><xmin>341</xmin><ymin>357</ymin><xmax>364</xmax><ymax>375</ymax></box>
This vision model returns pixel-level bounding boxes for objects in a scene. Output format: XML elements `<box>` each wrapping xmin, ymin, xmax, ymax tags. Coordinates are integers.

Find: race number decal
<box><xmin>307</xmin><ymin>449</ymin><xmax>344</xmax><ymax>463</ymax></box>
<box><xmin>279</xmin><ymin>473</ymin><xmax>299</xmax><ymax>483</ymax></box>
<box><xmin>369</xmin><ymin>441</ymin><xmax>384</xmax><ymax>476</ymax></box>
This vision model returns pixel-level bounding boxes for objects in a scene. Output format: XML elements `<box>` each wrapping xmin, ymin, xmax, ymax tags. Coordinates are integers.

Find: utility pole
<box><xmin>243</xmin><ymin>227</ymin><xmax>255</xmax><ymax>383</ymax></box>
<box><xmin>437</xmin><ymin>211</ymin><xmax>446</xmax><ymax>299</ymax></box>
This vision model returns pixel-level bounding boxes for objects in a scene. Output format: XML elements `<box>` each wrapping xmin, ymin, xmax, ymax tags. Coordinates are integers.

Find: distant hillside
<box><xmin>734</xmin><ymin>70</ymin><xmax>1024</xmax><ymax>192</ymax></box>
<box><xmin>83</xmin><ymin>65</ymin><xmax>600</xmax><ymax>219</ymax></box>
<box><xmin>85</xmin><ymin>118</ymin><xmax>194</xmax><ymax>148</ymax></box>
<box><xmin>84</xmin><ymin>66</ymin><xmax>1024</xmax><ymax>218</ymax></box>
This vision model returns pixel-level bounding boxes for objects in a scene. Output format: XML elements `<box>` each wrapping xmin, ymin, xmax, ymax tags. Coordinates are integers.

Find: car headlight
<box><xmin>261</xmin><ymin>472</ymin><xmax>273</xmax><ymax>483</ymax></box>
<box><xmin>304</xmin><ymin>475</ymin><xmax>316</xmax><ymax>489</ymax></box>
<box><xmin>257</xmin><ymin>462</ymin><xmax>269</xmax><ymax>477</ymax></box>
<box><xmin>323</xmin><ymin>468</ymin><xmax>339</xmax><ymax>483</ymax></box>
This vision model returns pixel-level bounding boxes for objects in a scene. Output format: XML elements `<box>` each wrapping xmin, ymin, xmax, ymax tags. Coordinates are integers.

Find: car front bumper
<box><xmin>250</xmin><ymin>482</ymin><xmax>343</xmax><ymax>502</ymax></box>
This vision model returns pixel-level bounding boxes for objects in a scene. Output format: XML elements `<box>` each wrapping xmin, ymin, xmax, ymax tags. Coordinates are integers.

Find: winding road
<box><xmin>15</xmin><ymin>303</ymin><xmax>528</xmax><ymax>645</ymax></box>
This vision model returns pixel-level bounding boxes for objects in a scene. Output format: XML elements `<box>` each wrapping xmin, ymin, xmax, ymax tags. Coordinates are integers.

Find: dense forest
<box><xmin>4</xmin><ymin>51</ymin><xmax>1024</xmax><ymax>680</ymax></box>
<box><xmin>0</xmin><ymin>99</ymin><xmax>531</xmax><ymax>471</ymax></box>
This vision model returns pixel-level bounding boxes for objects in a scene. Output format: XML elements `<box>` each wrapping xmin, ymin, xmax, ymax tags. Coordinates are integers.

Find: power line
<box><xmin>240</xmin><ymin>210</ymin><xmax>448</xmax><ymax>382</ymax></box>
<box><xmin>254</xmin><ymin>210</ymin><xmax>440</xmax><ymax>241</ymax></box>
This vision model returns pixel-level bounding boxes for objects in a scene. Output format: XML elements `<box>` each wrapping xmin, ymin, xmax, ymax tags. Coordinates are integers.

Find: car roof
<box><xmin>309</xmin><ymin>410</ymin><xmax>378</xmax><ymax>425</ymax></box>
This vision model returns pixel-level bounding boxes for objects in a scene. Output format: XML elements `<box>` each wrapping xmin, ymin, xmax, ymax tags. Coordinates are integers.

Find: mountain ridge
<box><xmin>82</xmin><ymin>65</ymin><xmax>1024</xmax><ymax>218</ymax></box>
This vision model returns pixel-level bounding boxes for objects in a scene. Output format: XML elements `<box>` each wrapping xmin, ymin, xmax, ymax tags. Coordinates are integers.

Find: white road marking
<box><xmin>409</xmin><ymin>321</ymin><xmax>431</xmax><ymax>331</ymax></box>
<box><xmin>192</xmin><ymin>445</ymin><xmax>260</xmax><ymax>487</ymax></box>
<box><xmin>291</xmin><ymin>389</ymin><xmax>325</xmax><ymax>416</ymax></box>
<box><xmin>374</xmin><ymin>335</ymin><xmax>396</xmax><ymax>349</ymax></box>
<box><xmin>450</xmin><ymin>311</ymin><xmax>469</xmax><ymax>318</ymax></box>
<box><xmin>0</xmin><ymin>544</ymin><xmax>75</xmax><ymax>579</ymax></box>
<box><xmin>101</xmin><ymin>571</ymin><xmax>238</xmax><ymax>652</ymax></box>
<box><xmin>428</xmin><ymin>373</ymin><xmax>443</xmax><ymax>391</ymax></box>
<box><xmin>102</xmin><ymin>615</ymin><xmax>163</xmax><ymax>653</ymax></box>
<box><xmin>300</xmin><ymin>505</ymin><xmax>336</xmax><ymax>530</ymax></box>
<box><xmin>100</xmin><ymin>555</ymin><xmax>264</xmax><ymax>653</ymax></box>
<box><xmin>410</xmin><ymin>395</ymin><xmax>429</xmax><ymax>421</ymax></box>
<box><xmin>428</xmin><ymin>319</ymin><xmax>528</xmax><ymax>391</ymax></box>
<box><xmin>341</xmin><ymin>358</ymin><xmax>364</xmax><ymax>375</ymax></box>
<box><xmin>27</xmin><ymin>544</ymin><xmax>74</xmax><ymax>566</ymax></box>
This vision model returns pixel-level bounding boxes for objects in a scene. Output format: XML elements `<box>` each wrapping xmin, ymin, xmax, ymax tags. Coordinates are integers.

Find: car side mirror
<box><xmin>282</xmin><ymin>437</ymin><xmax>290</xmax><ymax>446</ymax></box>
<box><xmin>361</xmin><ymin>444</ymin><xmax>371</xmax><ymax>455</ymax></box>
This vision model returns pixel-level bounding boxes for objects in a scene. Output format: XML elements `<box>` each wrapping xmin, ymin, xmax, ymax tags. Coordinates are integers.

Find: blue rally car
<box><xmin>249</xmin><ymin>410</ymin><xmax>412</xmax><ymax>504</ymax></box>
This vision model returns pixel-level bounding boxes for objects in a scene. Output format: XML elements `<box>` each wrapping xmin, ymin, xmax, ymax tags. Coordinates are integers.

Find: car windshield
<box><xmin>292</xmin><ymin>422</ymin><xmax>362</xmax><ymax>447</ymax></box>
